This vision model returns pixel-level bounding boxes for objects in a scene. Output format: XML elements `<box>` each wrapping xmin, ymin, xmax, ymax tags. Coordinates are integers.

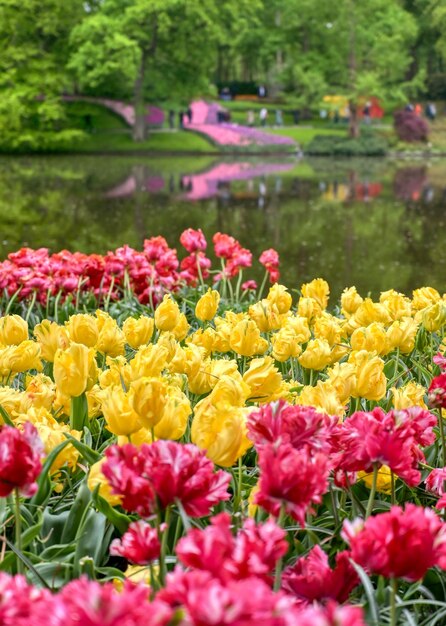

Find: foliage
<box><xmin>394</xmin><ymin>110</ymin><xmax>430</xmax><ymax>143</ymax></box>
<box><xmin>306</xmin><ymin>132</ymin><xmax>388</xmax><ymax>156</ymax></box>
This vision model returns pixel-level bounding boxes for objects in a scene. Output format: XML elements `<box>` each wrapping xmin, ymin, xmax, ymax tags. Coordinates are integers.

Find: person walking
<box><xmin>275</xmin><ymin>109</ymin><xmax>283</xmax><ymax>126</ymax></box>
<box><xmin>260</xmin><ymin>107</ymin><xmax>268</xmax><ymax>127</ymax></box>
<box><xmin>247</xmin><ymin>110</ymin><xmax>255</xmax><ymax>127</ymax></box>
<box><xmin>363</xmin><ymin>101</ymin><xmax>371</xmax><ymax>125</ymax></box>
<box><xmin>168</xmin><ymin>110</ymin><xmax>175</xmax><ymax>130</ymax></box>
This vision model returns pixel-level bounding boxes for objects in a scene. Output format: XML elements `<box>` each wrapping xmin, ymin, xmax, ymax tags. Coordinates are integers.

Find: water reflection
<box><xmin>0</xmin><ymin>155</ymin><xmax>444</xmax><ymax>300</ymax></box>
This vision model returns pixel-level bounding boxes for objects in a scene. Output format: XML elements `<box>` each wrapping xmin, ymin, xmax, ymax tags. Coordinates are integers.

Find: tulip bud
<box><xmin>195</xmin><ymin>289</ymin><xmax>220</xmax><ymax>321</ymax></box>
<box><xmin>53</xmin><ymin>342</ymin><xmax>92</xmax><ymax>397</ymax></box>
<box><xmin>155</xmin><ymin>295</ymin><xmax>180</xmax><ymax>332</ymax></box>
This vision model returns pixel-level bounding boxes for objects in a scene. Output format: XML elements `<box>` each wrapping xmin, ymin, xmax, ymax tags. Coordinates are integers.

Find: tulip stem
<box><xmin>258</xmin><ymin>270</ymin><xmax>269</xmax><ymax>300</ymax></box>
<box><xmin>390</xmin><ymin>578</ymin><xmax>398</xmax><ymax>626</ymax></box>
<box><xmin>14</xmin><ymin>489</ymin><xmax>23</xmax><ymax>575</ymax></box>
<box><xmin>158</xmin><ymin>506</ymin><xmax>170</xmax><ymax>586</ymax></box>
<box><xmin>273</xmin><ymin>503</ymin><xmax>286</xmax><ymax>591</ymax></box>
<box><xmin>234</xmin><ymin>457</ymin><xmax>243</xmax><ymax>514</ymax></box>
<box><xmin>439</xmin><ymin>409</ymin><xmax>446</xmax><ymax>468</ymax></box>
<box><xmin>365</xmin><ymin>464</ymin><xmax>378</xmax><ymax>518</ymax></box>
<box><xmin>390</xmin><ymin>471</ymin><xmax>396</xmax><ymax>506</ymax></box>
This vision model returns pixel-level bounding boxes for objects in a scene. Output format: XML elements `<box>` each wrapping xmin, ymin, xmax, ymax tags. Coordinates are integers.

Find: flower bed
<box><xmin>0</xmin><ymin>231</ymin><xmax>446</xmax><ymax>624</ymax></box>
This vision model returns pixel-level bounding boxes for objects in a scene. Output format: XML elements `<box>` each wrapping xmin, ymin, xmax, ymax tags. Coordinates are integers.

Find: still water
<box><xmin>0</xmin><ymin>155</ymin><xmax>445</xmax><ymax>300</ymax></box>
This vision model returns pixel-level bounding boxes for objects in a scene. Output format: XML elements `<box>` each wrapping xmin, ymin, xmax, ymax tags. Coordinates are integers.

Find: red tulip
<box><xmin>176</xmin><ymin>512</ymin><xmax>287</xmax><ymax>582</ymax></box>
<box><xmin>180</xmin><ymin>228</ymin><xmax>207</xmax><ymax>253</ymax></box>
<box><xmin>255</xmin><ymin>443</ymin><xmax>329</xmax><ymax>525</ymax></box>
<box><xmin>110</xmin><ymin>521</ymin><xmax>161</xmax><ymax>565</ymax></box>
<box><xmin>282</xmin><ymin>545</ymin><xmax>358</xmax><ymax>604</ymax></box>
<box><xmin>0</xmin><ymin>424</ymin><xmax>43</xmax><ymax>497</ymax></box>
<box><xmin>343</xmin><ymin>504</ymin><xmax>446</xmax><ymax>581</ymax></box>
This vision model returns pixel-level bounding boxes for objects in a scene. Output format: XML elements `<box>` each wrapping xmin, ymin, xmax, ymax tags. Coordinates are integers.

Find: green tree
<box><xmin>69</xmin><ymin>0</ymin><xmax>255</xmax><ymax>141</ymax></box>
<box><xmin>0</xmin><ymin>0</ymin><xmax>85</xmax><ymax>150</ymax></box>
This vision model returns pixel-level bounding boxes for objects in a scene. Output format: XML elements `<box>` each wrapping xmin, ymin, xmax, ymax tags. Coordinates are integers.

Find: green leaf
<box><xmin>64</xmin><ymin>433</ymin><xmax>101</xmax><ymax>465</ymax></box>
<box><xmin>31</xmin><ymin>440</ymin><xmax>72</xmax><ymax>508</ymax></box>
<box><xmin>61</xmin><ymin>481</ymin><xmax>91</xmax><ymax>543</ymax></box>
<box><xmin>0</xmin><ymin>405</ymin><xmax>14</xmax><ymax>427</ymax></box>
<box><xmin>92</xmin><ymin>488</ymin><xmax>131</xmax><ymax>534</ymax></box>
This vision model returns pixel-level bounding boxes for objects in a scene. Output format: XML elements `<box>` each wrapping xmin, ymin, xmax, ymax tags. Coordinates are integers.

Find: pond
<box><xmin>0</xmin><ymin>154</ymin><xmax>445</xmax><ymax>300</ymax></box>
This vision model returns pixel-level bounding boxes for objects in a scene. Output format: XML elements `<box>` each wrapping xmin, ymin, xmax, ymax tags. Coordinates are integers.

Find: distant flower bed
<box><xmin>0</xmin><ymin>230</ymin><xmax>446</xmax><ymax>624</ymax></box>
<box><xmin>189</xmin><ymin>122</ymin><xmax>296</xmax><ymax>147</ymax></box>
<box><xmin>0</xmin><ymin>230</ymin><xmax>278</xmax><ymax>314</ymax></box>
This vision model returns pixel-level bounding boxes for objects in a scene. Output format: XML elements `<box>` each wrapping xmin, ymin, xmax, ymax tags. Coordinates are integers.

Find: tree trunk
<box><xmin>349</xmin><ymin>101</ymin><xmax>359</xmax><ymax>138</ymax></box>
<box><xmin>348</xmin><ymin>0</ymin><xmax>359</xmax><ymax>139</ymax></box>
<box><xmin>133</xmin><ymin>52</ymin><xmax>146</xmax><ymax>142</ymax></box>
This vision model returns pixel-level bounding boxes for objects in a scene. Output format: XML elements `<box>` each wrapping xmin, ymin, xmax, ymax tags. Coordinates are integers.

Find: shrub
<box><xmin>394</xmin><ymin>110</ymin><xmax>429</xmax><ymax>143</ymax></box>
<box><xmin>305</xmin><ymin>133</ymin><xmax>388</xmax><ymax>156</ymax></box>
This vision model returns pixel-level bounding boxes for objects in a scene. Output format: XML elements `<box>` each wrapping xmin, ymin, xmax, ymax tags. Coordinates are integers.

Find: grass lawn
<box><xmin>74</xmin><ymin>129</ymin><xmax>219</xmax><ymax>153</ymax></box>
<box><xmin>265</xmin><ymin>126</ymin><xmax>347</xmax><ymax>146</ymax></box>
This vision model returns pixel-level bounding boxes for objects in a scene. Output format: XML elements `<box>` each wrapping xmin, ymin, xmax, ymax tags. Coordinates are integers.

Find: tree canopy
<box><xmin>0</xmin><ymin>0</ymin><xmax>444</xmax><ymax>145</ymax></box>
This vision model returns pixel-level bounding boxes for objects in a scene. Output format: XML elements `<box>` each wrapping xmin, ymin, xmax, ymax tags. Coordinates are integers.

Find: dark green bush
<box><xmin>306</xmin><ymin>133</ymin><xmax>388</xmax><ymax>156</ymax></box>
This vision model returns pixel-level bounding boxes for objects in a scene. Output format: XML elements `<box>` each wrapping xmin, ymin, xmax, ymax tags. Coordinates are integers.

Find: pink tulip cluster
<box><xmin>102</xmin><ymin>440</ymin><xmax>231</xmax><ymax>518</ymax></box>
<box><xmin>0</xmin><ymin>230</ymin><xmax>280</xmax><ymax>306</ymax></box>
<box><xmin>0</xmin><ymin>570</ymin><xmax>366</xmax><ymax>626</ymax></box>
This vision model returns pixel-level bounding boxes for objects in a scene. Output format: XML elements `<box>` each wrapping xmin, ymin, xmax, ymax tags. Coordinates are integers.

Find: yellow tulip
<box><xmin>412</xmin><ymin>286</ymin><xmax>440</xmax><ymax>311</ymax></box>
<box><xmin>349</xmin><ymin>350</ymin><xmax>387</xmax><ymax>401</ymax></box>
<box><xmin>123</xmin><ymin>316</ymin><xmax>154</xmax><ymax>349</ymax></box>
<box><xmin>421</xmin><ymin>302</ymin><xmax>446</xmax><ymax>333</ymax></box>
<box><xmin>21</xmin><ymin>373</ymin><xmax>55</xmax><ymax>411</ymax></box>
<box><xmin>53</xmin><ymin>342</ymin><xmax>91</xmax><ymax>397</ymax></box>
<box><xmin>0</xmin><ymin>315</ymin><xmax>28</xmax><ymax>346</ymax></box>
<box><xmin>34</xmin><ymin>319</ymin><xmax>68</xmax><ymax>362</ymax></box>
<box><xmin>0</xmin><ymin>386</ymin><xmax>23</xmax><ymax>418</ymax></box>
<box><xmin>154</xmin><ymin>295</ymin><xmax>180</xmax><ymax>332</ymax></box>
<box><xmin>297</xmin><ymin>297</ymin><xmax>321</xmax><ymax>322</ymax></box>
<box><xmin>301</xmin><ymin>278</ymin><xmax>329</xmax><ymax>310</ymax></box>
<box><xmin>326</xmin><ymin>362</ymin><xmax>357</xmax><ymax>405</ymax></box>
<box><xmin>86</xmin><ymin>384</ymin><xmax>103</xmax><ymax>419</ymax></box>
<box><xmin>88</xmin><ymin>459</ymin><xmax>122</xmax><ymax>506</ymax></box>
<box><xmin>341</xmin><ymin>286</ymin><xmax>363</xmax><ymax>317</ymax></box>
<box><xmin>392</xmin><ymin>382</ymin><xmax>427</xmax><ymax>410</ymax></box>
<box><xmin>243</xmin><ymin>357</ymin><xmax>283</xmax><ymax>403</ymax></box>
<box><xmin>129</xmin><ymin>344</ymin><xmax>169</xmax><ymax>380</ymax></box>
<box><xmin>172</xmin><ymin>313</ymin><xmax>190</xmax><ymax>341</ymax></box>
<box><xmin>267</xmin><ymin>284</ymin><xmax>292</xmax><ymax>314</ymax></box>
<box><xmin>297</xmin><ymin>380</ymin><xmax>345</xmax><ymax>418</ymax></box>
<box><xmin>350</xmin><ymin>323</ymin><xmax>389</xmax><ymax>356</ymax></box>
<box><xmin>249</xmin><ymin>300</ymin><xmax>282</xmax><ymax>332</ymax></box>
<box><xmin>313</xmin><ymin>313</ymin><xmax>342</xmax><ymax>346</ymax></box>
<box><xmin>192</xmin><ymin>404</ymin><xmax>252</xmax><ymax>467</ymax></box>
<box><xmin>187</xmin><ymin>328</ymin><xmax>218</xmax><ymax>356</ymax></box>
<box><xmin>99</xmin><ymin>356</ymin><xmax>131</xmax><ymax>389</ymax></box>
<box><xmin>154</xmin><ymin>386</ymin><xmax>191</xmax><ymax>440</ymax></box>
<box><xmin>358</xmin><ymin>465</ymin><xmax>393</xmax><ymax>495</ymax></box>
<box><xmin>65</xmin><ymin>314</ymin><xmax>99</xmax><ymax>347</ymax></box>
<box><xmin>284</xmin><ymin>315</ymin><xmax>311</xmax><ymax>343</ymax></box>
<box><xmin>100</xmin><ymin>384</ymin><xmax>141</xmax><ymax>436</ymax></box>
<box><xmin>195</xmin><ymin>289</ymin><xmax>220</xmax><ymax>321</ymax></box>
<box><xmin>229</xmin><ymin>319</ymin><xmax>264</xmax><ymax>357</ymax></box>
<box><xmin>353</xmin><ymin>298</ymin><xmax>392</xmax><ymax>327</ymax></box>
<box><xmin>386</xmin><ymin>317</ymin><xmax>419</xmax><ymax>354</ymax></box>
<box><xmin>207</xmin><ymin>373</ymin><xmax>251</xmax><ymax>408</ymax></box>
<box><xmin>96</xmin><ymin>311</ymin><xmax>125</xmax><ymax>356</ymax></box>
<box><xmin>156</xmin><ymin>332</ymin><xmax>178</xmax><ymax>361</ymax></box>
<box><xmin>34</xmin><ymin>420</ymin><xmax>81</xmax><ymax>475</ymax></box>
<box><xmin>298</xmin><ymin>338</ymin><xmax>332</xmax><ymax>371</ymax></box>
<box><xmin>271</xmin><ymin>328</ymin><xmax>302</xmax><ymax>362</ymax></box>
<box><xmin>380</xmin><ymin>290</ymin><xmax>411</xmax><ymax>321</ymax></box>
<box><xmin>128</xmin><ymin>377</ymin><xmax>167</xmax><ymax>429</ymax></box>
<box><xmin>2</xmin><ymin>340</ymin><xmax>42</xmax><ymax>374</ymax></box>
